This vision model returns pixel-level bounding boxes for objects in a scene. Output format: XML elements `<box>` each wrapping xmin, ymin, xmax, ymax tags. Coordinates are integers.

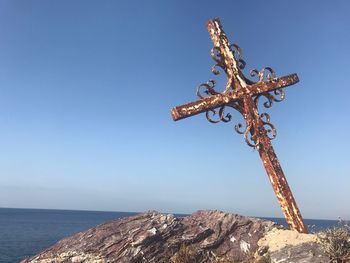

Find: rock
<box><xmin>257</xmin><ymin>228</ymin><xmax>328</xmax><ymax>263</ymax></box>
<box><xmin>21</xmin><ymin>210</ymin><xmax>330</xmax><ymax>263</ymax></box>
<box><xmin>21</xmin><ymin>210</ymin><xmax>276</xmax><ymax>263</ymax></box>
<box><xmin>269</xmin><ymin>242</ymin><xmax>328</xmax><ymax>263</ymax></box>
<box><xmin>258</xmin><ymin>228</ymin><xmax>317</xmax><ymax>252</ymax></box>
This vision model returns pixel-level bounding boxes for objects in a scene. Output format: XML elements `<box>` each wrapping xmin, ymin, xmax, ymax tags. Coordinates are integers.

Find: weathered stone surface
<box><xmin>22</xmin><ymin>210</ymin><xmax>331</xmax><ymax>263</ymax></box>
<box><xmin>257</xmin><ymin>228</ymin><xmax>328</xmax><ymax>263</ymax></box>
<box><xmin>269</xmin><ymin>242</ymin><xmax>328</xmax><ymax>263</ymax></box>
<box><xmin>21</xmin><ymin>210</ymin><xmax>275</xmax><ymax>263</ymax></box>
<box><xmin>258</xmin><ymin>228</ymin><xmax>318</xmax><ymax>252</ymax></box>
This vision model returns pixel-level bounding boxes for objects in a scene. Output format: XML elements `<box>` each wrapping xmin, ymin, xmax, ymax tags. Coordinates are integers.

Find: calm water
<box><xmin>0</xmin><ymin>208</ymin><xmax>340</xmax><ymax>263</ymax></box>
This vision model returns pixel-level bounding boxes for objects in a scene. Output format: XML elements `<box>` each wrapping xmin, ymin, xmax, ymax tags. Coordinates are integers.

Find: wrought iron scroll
<box><xmin>198</xmin><ymin>44</ymin><xmax>286</xmax><ymax>148</ymax></box>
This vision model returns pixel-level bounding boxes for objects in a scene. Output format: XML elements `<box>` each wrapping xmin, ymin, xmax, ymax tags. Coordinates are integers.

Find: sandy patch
<box><xmin>258</xmin><ymin>228</ymin><xmax>318</xmax><ymax>252</ymax></box>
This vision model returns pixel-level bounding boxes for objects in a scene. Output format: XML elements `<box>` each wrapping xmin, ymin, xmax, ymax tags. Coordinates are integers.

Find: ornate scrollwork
<box><xmin>248</xmin><ymin>66</ymin><xmax>285</xmax><ymax>111</ymax></box>
<box><xmin>203</xmin><ymin>100</ymin><xmax>247</xmax><ymax>135</ymax></box>
<box><xmin>198</xmin><ymin>42</ymin><xmax>287</xmax><ymax>148</ymax></box>
<box><xmin>204</xmin><ymin>104</ymin><xmax>239</xmax><ymax>124</ymax></box>
<box><xmin>272</xmin><ymin>88</ymin><xmax>285</xmax><ymax>102</ymax></box>
<box><xmin>260</xmin><ymin>113</ymin><xmax>277</xmax><ymax>140</ymax></box>
<box><xmin>205</xmin><ymin>106</ymin><xmax>232</xmax><ymax>123</ymax></box>
<box><xmin>250</xmin><ymin>67</ymin><xmax>277</xmax><ymax>82</ymax></box>
<box><xmin>210</xmin><ymin>44</ymin><xmax>246</xmax><ymax>93</ymax></box>
<box><xmin>196</xmin><ymin>80</ymin><xmax>219</xmax><ymax>99</ymax></box>
<box><xmin>243</xmin><ymin>122</ymin><xmax>256</xmax><ymax>148</ymax></box>
<box><xmin>254</xmin><ymin>88</ymin><xmax>285</xmax><ymax>109</ymax></box>
<box><xmin>210</xmin><ymin>47</ymin><xmax>226</xmax><ymax>76</ymax></box>
<box><xmin>211</xmin><ymin>43</ymin><xmax>246</xmax><ymax>74</ymax></box>
<box><xmin>231</xmin><ymin>44</ymin><xmax>246</xmax><ymax>70</ymax></box>
<box><xmin>210</xmin><ymin>47</ymin><xmax>222</xmax><ymax>64</ymax></box>
<box><xmin>234</xmin><ymin>122</ymin><xmax>244</xmax><ymax>134</ymax></box>
<box><xmin>226</xmin><ymin>101</ymin><xmax>247</xmax><ymax>136</ymax></box>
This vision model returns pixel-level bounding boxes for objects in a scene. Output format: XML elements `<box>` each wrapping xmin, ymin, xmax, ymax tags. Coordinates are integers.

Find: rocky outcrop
<box><xmin>22</xmin><ymin>210</ymin><xmax>328</xmax><ymax>263</ymax></box>
<box><xmin>258</xmin><ymin>228</ymin><xmax>328</xmax><ymax>262</ymax></box>
<box><xmin>21</xmin><ymin>210</ymin><xmax>275</xmax><ymax>263</ymax></box>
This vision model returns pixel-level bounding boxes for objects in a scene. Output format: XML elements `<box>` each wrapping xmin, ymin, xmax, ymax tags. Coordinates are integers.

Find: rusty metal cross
<box><xmin>171</xmin><ymin>19</ymin><xmax>307</xmax><ymax>233</ymax></box>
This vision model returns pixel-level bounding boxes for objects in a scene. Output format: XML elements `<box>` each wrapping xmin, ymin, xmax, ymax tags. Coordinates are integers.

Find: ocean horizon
<box><xmin>0</xmin><ymin>207</ymin><xmax>343</xmax><ymax>263</ymax></box>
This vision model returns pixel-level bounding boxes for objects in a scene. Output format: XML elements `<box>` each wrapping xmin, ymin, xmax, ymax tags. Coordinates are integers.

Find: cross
<box><xmin>171</xmin><ymin>18</ymin><xmax>307</xmax><ymax>233</ymax></box>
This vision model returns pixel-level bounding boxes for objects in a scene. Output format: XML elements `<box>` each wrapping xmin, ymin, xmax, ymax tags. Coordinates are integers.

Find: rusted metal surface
<box><xmin>171</xmin><ymin>18</ymin><xmax>307</xmax><ymax>233</ymax></box>
<box><xmin>171</xmin><ymin>74</ymin><xmax>299</xmax><ymax>121</ymax></box>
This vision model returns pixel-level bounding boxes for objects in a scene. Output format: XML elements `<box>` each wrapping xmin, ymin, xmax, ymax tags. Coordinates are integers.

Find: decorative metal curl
<box><xmin>231</xmin><ymin>44</ymin><xmax>246</xmax><ymax>70</ymax></box>
<box><xmin>210</xmin><ymin>46</ymin><xmax>234</xmax><ymax>93</ymax></box>
<box><xmin>227</xmin><ymin>100</ymin><xmax>245</xmax><ymax>135</ymax></box>
<box><xmin>219</xmin><ymin>107</ymin><xmax>232</xmax><ymax>123</ymax></box>
<box><xmin>210</xmin><ymin>47</ymin><xmax>226</xmax><ymax>76</ymax></box>
<box><xmin>211</xmin><ymin>61</ymin><xmax>225</xmax><ymax>76</ymax></box>
<box><xmin>210</xmin><ymin>47</ymin><xmax>222</xmax><ymax>64</ymax></box>
<box><xmin>196</xmin><ymin>80</ymin><xmax>219</xmax><ymax>99</ymax></box>
<box><xmin>260</xmin><ymin>113</ymin><xmax>277</xmax><ymax>140</ymax></box>
<box><xmin>205</xmin><ymin>109</ymin><xmax>220</xmax><ymax>123</ymax></box>
<box><xmin>211</xmin><ymin>64</ymin><xmax>220</xmax><ymax>75</ymax></box>
<box><xmin>254</xmin><ymin>88</ymin><xmax>285</xmax><ymax>109</ymax></box>
<box><xmin>243</xmin><ymin>121</ymin><xmax>256</xmax><ymax>148</ymax></box>
<box><xmin>234</xmin><ymin>123</ymin><xmax>244</xmax><ymax>134</ymax></box>
<box><xmin>204</xmin><ymin>100</ymin><xmax>245</xmax><ymax>129</ymax></box>
<box><xmin>210</xmin><ymin>44</ymin><xmax>246</xmax><ymax>76</ymax></box>
<box><xmin>250</xmin><ymin>67</ymin><xmax>277</xmax><ymax>83</ymax></box>
<box><xmin>272</xmin><ymin>88</ymin><xmax>285</xmax><ymax>102</ymax></box>
<box><xmin>205</xmin><ymin>105</ymin><xmax>231</xmax><ymax>123</ymax></box>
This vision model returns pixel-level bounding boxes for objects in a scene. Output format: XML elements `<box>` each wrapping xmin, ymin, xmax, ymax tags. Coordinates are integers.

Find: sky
<box><xmin>0</xmin><ymin>0</ymin><xmax>349</xmax><ymax>220</ymax></box>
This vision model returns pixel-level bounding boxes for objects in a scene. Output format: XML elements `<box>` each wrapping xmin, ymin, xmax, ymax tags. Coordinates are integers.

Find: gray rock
<box><xmin>269</xmin><ymin>242</ymin><xmax>328</xmax><ymax>263</ymax></box>
<box><xmin>21</xmin><ymin>210</ymin><xmax>275</xmax><ymax>263</ymax></box>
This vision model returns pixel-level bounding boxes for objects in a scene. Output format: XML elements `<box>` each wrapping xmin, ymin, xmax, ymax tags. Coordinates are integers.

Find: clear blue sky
<box><xmin>0</xmin><ymin>0</ymin><xmax>349</xmax><ymax>220</ymax></box>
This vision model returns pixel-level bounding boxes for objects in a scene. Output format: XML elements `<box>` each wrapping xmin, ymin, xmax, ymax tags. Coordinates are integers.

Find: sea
<box><xmin>0</xmin><ymin>208</ymin><xmax>342</xmax><ymax>263</ymax></box>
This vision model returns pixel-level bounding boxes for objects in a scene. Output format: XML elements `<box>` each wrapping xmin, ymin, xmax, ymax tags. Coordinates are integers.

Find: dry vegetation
<box><xmin>171</xmin><ymin>244</ymin><xmax>270</xmax><ymax>263</ymax></box>
<box><xmin>210</xmin><ymin>255</ymin><xmax>270</xmax><ymax>263</ymax></box>
<box><xmin>318</xmin><ymin>220</ymin><xmax>350</xmax><ymax>263</ymax></box>
<box><xmin>171</xmin><ymin>244</ymin><xmax>197</xmax><ymax>263</ymax></box>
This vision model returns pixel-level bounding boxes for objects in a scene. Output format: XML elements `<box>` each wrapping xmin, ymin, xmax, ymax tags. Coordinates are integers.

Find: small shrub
<box><xmin>318</xmin><ymin>220</ymin><xmax>350</xmax><ymax>263</ymax></box>
<box><xmin>172</xmin><ymin>244</ymin><xmax>198</xmax><ymax>263</ymax></box>
<box><xmin>210</xmin><ymin>253</ymin><xmax>270</xmax><ymax>263</ymax></box>
<box><xmin>210</xmin><ymin>257</ymin><xmax>236</xmax><ymax>263</ymax></box>
<box><xmin>255</xmin><ymin>254</ymin><xmax>271</xmax><ymax>263</ymax></box>
<box><xmin>172</xmin><ymin>244</ymin><xmax>270</xmax><ymax>263</ymax></box>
